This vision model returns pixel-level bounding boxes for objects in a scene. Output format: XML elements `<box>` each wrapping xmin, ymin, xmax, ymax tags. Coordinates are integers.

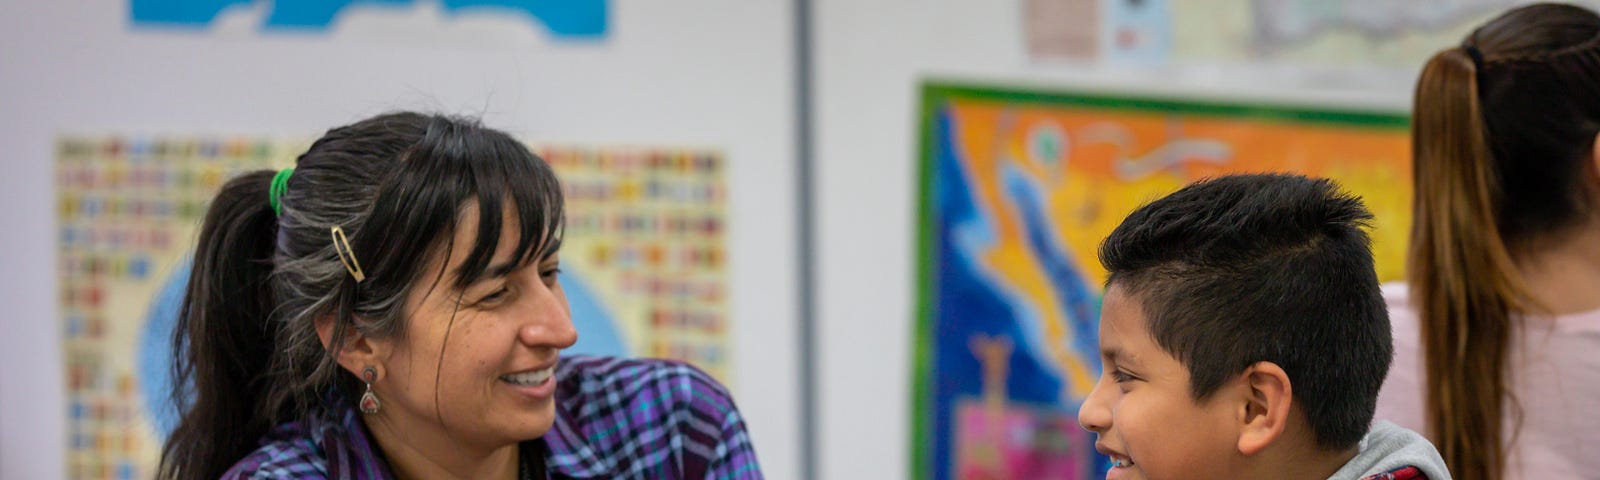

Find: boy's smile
<box><xmin>1097</xmin><ymin>441</ymin><xmax>1136</xmax><ymax>478</ymax></box>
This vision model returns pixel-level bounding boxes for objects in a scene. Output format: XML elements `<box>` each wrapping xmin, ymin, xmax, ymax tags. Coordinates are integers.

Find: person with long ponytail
<box><xmin>1376</xmin><ymin>4</ymin><xmax>1600</xmax><ymax>480</ymax></box>
<box><xmin>157</xmin><ymin>112</ymin><xmax>763</xmax><ymax>479</ymax></box>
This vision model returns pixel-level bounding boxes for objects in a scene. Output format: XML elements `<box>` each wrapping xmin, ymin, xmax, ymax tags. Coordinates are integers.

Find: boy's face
<box><xmin>1078</xmin><ymin>284</ymin><xmax>1244</xmax><ymax>480</ymax></box>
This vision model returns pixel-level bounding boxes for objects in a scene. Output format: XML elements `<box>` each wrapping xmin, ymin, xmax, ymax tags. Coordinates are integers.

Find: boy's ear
<box><xmin>1235</xmin><ymin>361</ymin><xmax>1293</xmax><ymax>455</ymax></box>
<box><xmin>314</xmin><ymin>314</ymin><xmax>389</xmax><ymax>377</ymax></box>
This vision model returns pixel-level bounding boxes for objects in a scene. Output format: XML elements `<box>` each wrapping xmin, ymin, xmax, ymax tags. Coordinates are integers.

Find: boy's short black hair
<box><xmin>1098</xmin><ymin>173</ymin><xmax>1391</xmax><ymax>450</ymax></box>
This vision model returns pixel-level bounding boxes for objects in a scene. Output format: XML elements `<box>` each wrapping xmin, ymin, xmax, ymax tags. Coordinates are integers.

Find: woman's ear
<box><xmin>1235</xmin><ymin>361</ymin><xmax>1293</xmax><ymax>456</ymax></box>
<box><xmin>314</xmin><ymin>314</ymin><xmax>388</xmax><ymax>376</ymax></box>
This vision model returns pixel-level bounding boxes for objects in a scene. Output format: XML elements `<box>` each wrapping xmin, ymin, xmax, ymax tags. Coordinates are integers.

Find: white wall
<box><xmin>812</xmin><ymin>1</ymin><xmax>1413</xmax><ymax>479</ymax></box>
<box><xmin>0</xmin><ymin>1</ymin><xmax>800</xmax><ymax>478</ymax></box>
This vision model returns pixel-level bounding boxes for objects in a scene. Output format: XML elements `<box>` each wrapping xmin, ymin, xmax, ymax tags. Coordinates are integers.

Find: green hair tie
<box><xmin>269</xmin><ymin>168</ymin><xmax>294</xmax><ymax>216</ymax></box>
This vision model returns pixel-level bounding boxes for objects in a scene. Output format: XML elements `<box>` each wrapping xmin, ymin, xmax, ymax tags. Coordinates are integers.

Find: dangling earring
<box><xmin>360</xmin><ymin>366</ymin><xmax>382</xmax><ymax>414</ymax></box>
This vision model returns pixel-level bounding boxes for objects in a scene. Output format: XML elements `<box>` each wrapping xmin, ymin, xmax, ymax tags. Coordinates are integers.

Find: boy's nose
<box><xmin>1077</xmin><ymin>381</ymin><xmax>1112</xmax><ymax>433</ymax></box>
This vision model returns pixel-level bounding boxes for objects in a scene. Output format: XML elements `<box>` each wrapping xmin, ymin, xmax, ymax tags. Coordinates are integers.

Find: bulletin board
<box><xmin>56</xmin><ymin>135</ymin><xmax>732</xmax><ymax>478</ymax></box>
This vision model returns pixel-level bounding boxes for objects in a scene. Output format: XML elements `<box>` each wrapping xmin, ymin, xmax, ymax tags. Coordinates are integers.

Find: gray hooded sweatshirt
<box><xmin>1327</xmin><ymin>420</ymin><xmax>1451</xmax><ymax>479</ymax></box>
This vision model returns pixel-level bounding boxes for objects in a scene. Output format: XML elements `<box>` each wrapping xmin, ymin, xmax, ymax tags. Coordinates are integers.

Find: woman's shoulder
<box><xmin>556</xmin><ymin>354</ymin><xmax>734</xmax><ymax>402</ymax></box>
<box><xmin>1382</xmin><ymin>281</ymin><xmax>1422</xmax><ymax>338</ymax></box>
<box><xmin>220</xmin><ymin>405</ymin><xmax>390</xmax><ymax>480</ymax></box>
<box><xmin>1378</xmin><ymin>281</ymin><xmax>1424</xmax><ymax>365</ymax></box>
<box><xmin>547</xmin><ymin>355</ymin><xmax>760</xmax><ymax>479</ymax></box>
<box><xmin>1381</xmin><ymin>281</ymin><xmax>1414</xmax><ymax>314</ymax></box>
<box><xmin>220</xmin><ymin>421</ymin><xmax>331</xmax><ymax>480</ymax></box>
<box><xmin>1374</xmin><ymin>281</ymin><xmax>1427</xmax><ymax>434</ymax></box>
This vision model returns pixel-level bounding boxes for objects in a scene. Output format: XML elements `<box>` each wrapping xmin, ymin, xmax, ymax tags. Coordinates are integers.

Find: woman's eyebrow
<box><xmin>483</xmin><ymin>262</ymin><xmax>518</xmax><ymax>279</ymax></box>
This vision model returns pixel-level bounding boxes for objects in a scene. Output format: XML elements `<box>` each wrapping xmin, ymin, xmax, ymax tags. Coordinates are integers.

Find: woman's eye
<box><xmin>479</xmin><ymin>288</ymin><xmax>511</xmax><ymax>303</ymax></box>
<box><xmin>540</xmin><ymin>267</ymin><xmax>562</xmax><ymax>282</ymax></box>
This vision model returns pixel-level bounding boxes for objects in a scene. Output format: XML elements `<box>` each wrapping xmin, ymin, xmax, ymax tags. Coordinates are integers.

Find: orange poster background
<box><xmin>947</xmin><ymin>99</ymin><xmax>1412</xmax><ymax>291</ymax></box>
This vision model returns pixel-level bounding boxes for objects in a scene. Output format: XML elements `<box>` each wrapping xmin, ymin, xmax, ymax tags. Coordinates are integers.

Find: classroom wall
<box><xmin>3</xmin><ymin>1</ymin><xmax>1503</xmax><ymax>479</ymax></box>
<box><xmin>0</xmin><ymin>1</ymin><xmax>800</xmax><ymax>478</ymax></box>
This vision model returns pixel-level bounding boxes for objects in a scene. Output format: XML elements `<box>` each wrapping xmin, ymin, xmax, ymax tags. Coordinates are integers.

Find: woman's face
<box><xmin>370</xmin><ymin>202</ymin><xmax>577</xmax><ymax>450</ymax></box>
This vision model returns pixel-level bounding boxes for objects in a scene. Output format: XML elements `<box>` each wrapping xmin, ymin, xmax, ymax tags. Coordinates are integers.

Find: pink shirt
<box><xmin>1375</xmin><ymin>282</ymin><xmax>1600</xmax><ymax>480</ymax></box>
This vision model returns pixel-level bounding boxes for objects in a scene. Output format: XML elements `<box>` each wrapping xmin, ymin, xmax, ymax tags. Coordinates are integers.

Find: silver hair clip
<box><xmin>330</xmin><ymin>226</ymin><xmax>367</xmax><ymax>283</ymax></box>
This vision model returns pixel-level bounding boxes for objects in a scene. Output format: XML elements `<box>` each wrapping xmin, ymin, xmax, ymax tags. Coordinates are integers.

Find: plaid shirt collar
<box><xmin>539</xmin><ymin>399</ymin><xmax>610</xmax><ymax>479</ymax></box>
<box><xmin>321</xmin><ymin>379</ymin><xmax>610</xmax><ymax>479</ymax></box>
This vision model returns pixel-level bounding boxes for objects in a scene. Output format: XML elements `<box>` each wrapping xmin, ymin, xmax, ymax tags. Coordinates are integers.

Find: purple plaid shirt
<box><xmin>221</xmin><ymin>355</ymin><xmax>762</xmax><ymax>479</ymax></box>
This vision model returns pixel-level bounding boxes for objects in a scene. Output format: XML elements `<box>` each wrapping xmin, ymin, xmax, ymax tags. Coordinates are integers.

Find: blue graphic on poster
<box><xmin>130</xmin><ymin>0</ymin><xmax>608</xmax><ymax>38</ymax></box>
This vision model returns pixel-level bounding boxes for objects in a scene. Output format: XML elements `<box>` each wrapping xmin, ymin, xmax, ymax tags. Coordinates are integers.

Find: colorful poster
<box><xmin>1031</xmin><ymin>0</ymin><xmax>1600</xmax><ymax>69</ymax></box>
<box><xmin>57</xmin><ymin>136</ymin><xmax>728</xmax><ymax>479</ymax></box>
<box><xmin>1171</xmin><ymin>0</ymin><xmax>1526</xmax><ymax>67</ymax></box>
<box><xmin>1024</xmin><ymin>0</ymin><xmax>1101</xmax><ymax>60</ymax></box>
<box><xmin>129</xmin><ymin>0</ymin><xmax>608</xmax><ymax>39</ymax></box>
<box><xmin>1025</xmin><ymin>0</ymin><xmax>1173</xmax><ymax>63</ymax></box>
<box><xmin>912</xmin><ymin>82</ymin><xmax>1410</xmax><ymax>480</ymax></box>
<box><xmin>537</xmin><ymin>146</ymin><xmax>730</xmax><ymax>380</ymax></box>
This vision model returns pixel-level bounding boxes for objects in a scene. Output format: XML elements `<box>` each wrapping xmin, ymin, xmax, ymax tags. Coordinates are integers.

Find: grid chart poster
<box><xmin>912</xmin><ymin>83</ymin><xmax>1411</xmax><ymax>480</ymax></box>
<box><xmin>57</xmin><ymin>136</ymin><xmax>730</xmax><ymax>479</ymax></box>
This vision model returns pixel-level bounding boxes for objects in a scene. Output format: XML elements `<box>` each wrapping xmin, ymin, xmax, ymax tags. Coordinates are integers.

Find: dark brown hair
<box><xmin>156</xmin><ymin>112</ymin><xmax>564</xmax><ymax>479</ymax></box>
<box><xmin>1412</xmin><ymin>4</ymin><xmax>1600</xmax><ymax>479</ymax></box>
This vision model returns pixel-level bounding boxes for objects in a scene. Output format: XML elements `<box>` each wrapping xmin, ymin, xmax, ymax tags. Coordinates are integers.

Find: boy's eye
<box><xmin>540</xmin><ymin>267</ymin><xmax>562</xmax><ymax>283</ymax></box>
<box><xmin>1110</xmin><ymin>369</ymin><xmax>1137</xmax><ymax>383</ymax></box>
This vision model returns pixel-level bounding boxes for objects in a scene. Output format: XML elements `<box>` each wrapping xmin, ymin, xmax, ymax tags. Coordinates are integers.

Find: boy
<box><xmin>1078</xmin><ymin>174</ymin><xmax>1449</xmax><ymax>479</ymax></box>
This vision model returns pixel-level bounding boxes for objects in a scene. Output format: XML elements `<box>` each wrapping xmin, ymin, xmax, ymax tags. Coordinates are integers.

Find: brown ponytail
<box><xmin>158</xmin><ymin>170</ymin><xmax>282</xmax><ymax>480</ymax></box>
<box><xmin>1410</xmin><ymin>45</ymin><xmax>1525</xmax><ymax>480</ymax></box>
<box><xmin>1409</xmin><ymin>4</ymin><xmax>1600</xmax><ymax>479</ymax></box>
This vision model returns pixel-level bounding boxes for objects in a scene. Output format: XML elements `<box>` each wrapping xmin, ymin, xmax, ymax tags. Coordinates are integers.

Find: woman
<box><xmin>1378</xmin><ymin>3</ymin><xmax>1600</xmax><ymax>480</ymax></box>
<box><xmin>157</xmin><ymin>112</ymin><xmax>761</xmax><ymax>479</ymax></box>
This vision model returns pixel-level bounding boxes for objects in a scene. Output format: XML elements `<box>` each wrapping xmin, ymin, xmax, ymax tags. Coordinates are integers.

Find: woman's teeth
<box><xmin>501</xmin><ymin>368</ymin><xmax>553</xmax><ymax>386</ymax></box>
